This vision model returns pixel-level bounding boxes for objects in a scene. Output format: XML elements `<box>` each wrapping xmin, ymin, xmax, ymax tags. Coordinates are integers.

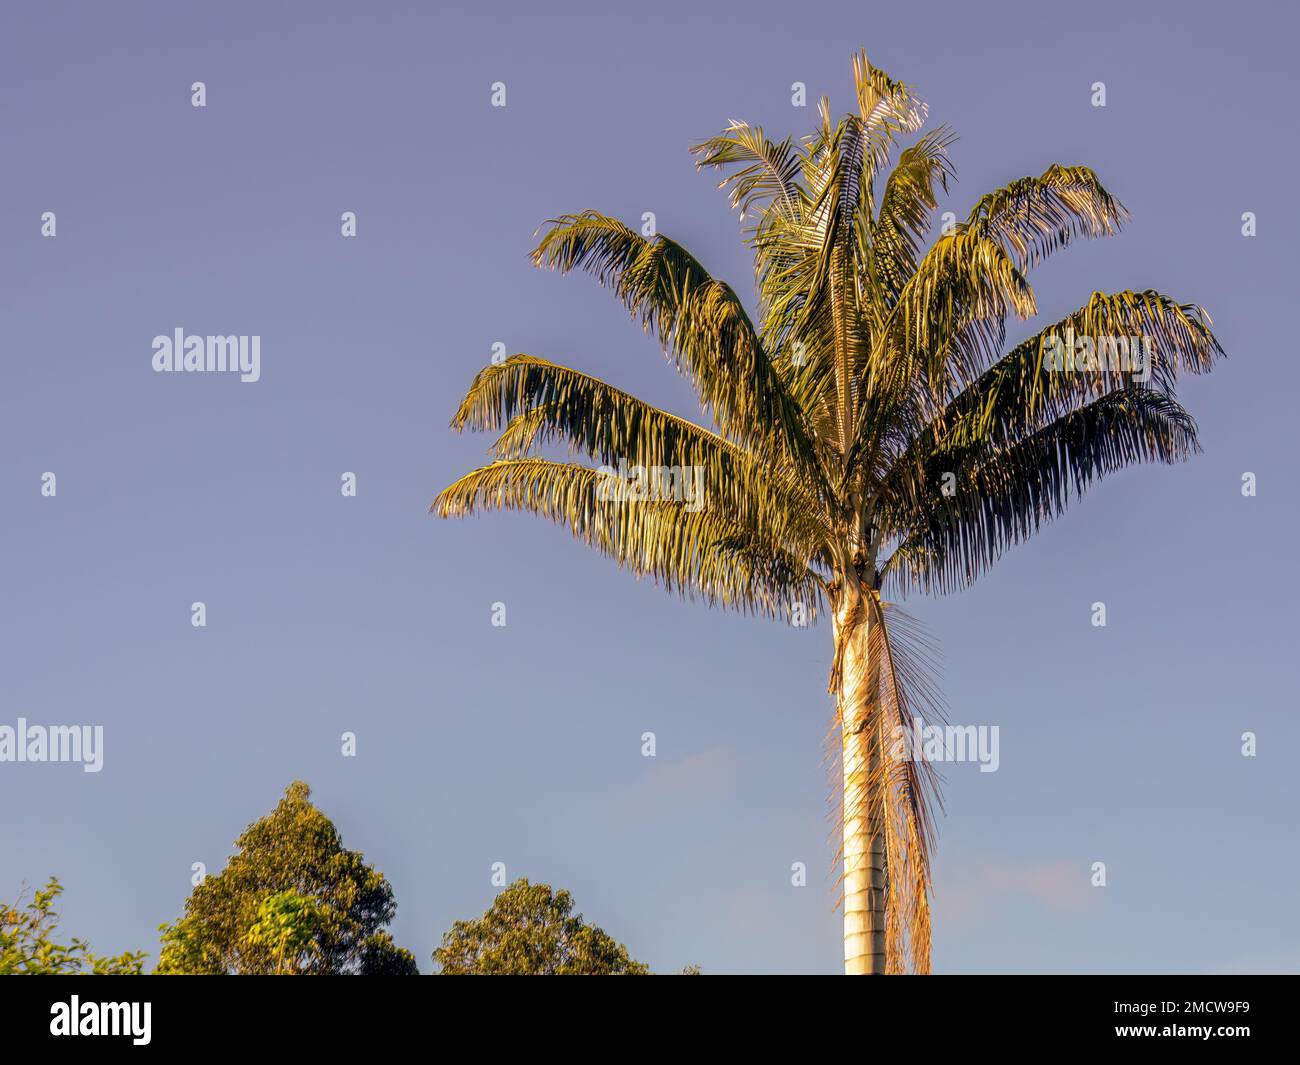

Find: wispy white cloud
<box><xmin>939</xmin><ymin>858</ymin><xmax>1097</xmax><ymax>925</ymax></box>
<box><xmin>614</xmin><ymin>746</ymin><xmax>740</xmax><ymax>824</ymax></box>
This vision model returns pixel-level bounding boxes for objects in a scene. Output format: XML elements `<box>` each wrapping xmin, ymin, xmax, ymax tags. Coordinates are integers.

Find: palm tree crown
<box><xmin>433</xmin><ymin>51</ymin><xmax>1225</xmax><ymax>974</ymax></box>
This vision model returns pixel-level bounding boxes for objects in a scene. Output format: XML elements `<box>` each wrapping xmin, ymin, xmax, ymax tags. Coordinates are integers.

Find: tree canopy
<box><xmin>156</xmin><ymin>781</ymin><xmax>416</xmax><ymax>974</ymax></box>
<box><xmin>434</xmin><ymin>879</ymin><xmax>650</xmax><ymax>975</ymax></box>
<box><xmin>1</xmin><ymin>877</ymin><xmax>145</xmax><ymax>975</ymax></box>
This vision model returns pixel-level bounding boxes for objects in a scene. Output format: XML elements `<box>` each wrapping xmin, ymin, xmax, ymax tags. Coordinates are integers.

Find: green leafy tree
<box><xmin>433</xmin><ymin>51</ymin><xmax>1225</xmax><ymax>974</ymax></box>
<box><xmin>359</xmin><ymin>931</ymin><xmax>421</xmax><ymax>975</ymax></box>
<box><xmin>434</xmin><ymin>879</ymin><xmax>649</xmax><ymax>975</ymax></box>
<box><xmin>1</xmin><ymin>877</ymin><xmax>145</xmax><ymax>975</ymax></box>
<box><xmin>243</xmin><ymin>890</ymin><xmax>324</xmax><ymax>974</ymax></box>
<box><xmin>156</xmin><ymin>781</ymin><xmax>414</xmax><ymax>974</ymax></box>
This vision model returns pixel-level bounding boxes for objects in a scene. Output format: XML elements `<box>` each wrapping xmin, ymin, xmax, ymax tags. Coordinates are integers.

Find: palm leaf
<box><xmin>432</xmin><ymin>458</ymin><xmax>825</xmax><ymax>619</ymax></box>
<box><xmin>882</xmin><ymin>388</ymin><xmax>1200</xmax><ymax>595</ymax></box>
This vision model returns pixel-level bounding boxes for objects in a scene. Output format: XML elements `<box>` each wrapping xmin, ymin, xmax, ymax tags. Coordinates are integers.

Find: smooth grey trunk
<box><xmin>834</xmin><ymin>580</ymin><xmax>886</xmax><ymax>975</ymax></box>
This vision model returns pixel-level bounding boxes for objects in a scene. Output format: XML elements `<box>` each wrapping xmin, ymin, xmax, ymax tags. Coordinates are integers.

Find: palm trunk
<box><xmin>834</xmin><ymin>581</ymin><xmax>886</xmax><ymax>975</ymax></box>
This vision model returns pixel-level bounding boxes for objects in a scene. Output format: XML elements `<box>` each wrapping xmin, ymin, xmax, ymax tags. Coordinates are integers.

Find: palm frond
<box><xmin>965</xmin><ymin>164</ymin><xmax>1129</xmax><ymax>271</ymax></box>
<box><xmin>845</xmin><ymin>227</ymin><xmax>1037</xmax><ymax>480</ymax></box>
<box><xmin>881</xmin><ymin>387</ymin><xmax>1200</xmax><ymax>595</ymax></box>
<box><xmin>868</xmin><ymin>128</ymin><xmax>958</xmax><ymax>305</ymax></box>
<box><xmin>690</xmin><ymin>121</ymin><xmax>804</xmax><ymax>225</ymax></box>
<box><xmin>850</xmin><ymin>50</ymin><xmax>928</xmax><ymax>196</ymax></box>
<box><xmin>432</xmin><ymin>458</ymin><xmax>826</xmax><ymax>619</ymax></box>
<box><xmin>530</xmin><ymin>212</ymin><xmax>828</xmax><ymax>489</ymax></box>
<box><xmin>452</xmin><ymin>353</ymin><xmax>832</xmax><ymax>548</ymax></box>
<box><xmin>867</xmin><ymin>598</ymin><xmax>943</xmax><ymax>975</ymax></box>
<box><xmin>944</xmin><ymin>289</ymin><xmax>1222</xmax><ymax>445</ymax></box>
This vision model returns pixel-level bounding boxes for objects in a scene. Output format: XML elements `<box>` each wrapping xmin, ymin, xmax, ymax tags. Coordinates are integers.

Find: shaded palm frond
<box><xmin>938</xmin><ymin>288</ymin><xmax>1223</xmax><ymax>448</ymax></box>
<box><xmin>881</xmin><ymin>388</ymin><xmax>1200</xmax><ymax>596</ymax></box>
<box><xmin>874</xmin><ymin>287</ymin><xmax>1226</xmax><ymax>526</ymax></box>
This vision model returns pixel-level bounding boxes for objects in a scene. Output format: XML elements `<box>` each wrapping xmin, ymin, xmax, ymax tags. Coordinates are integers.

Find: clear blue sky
<box><xmin>2</xmin><ymin>0</ymin><xmax>1296</xmax><ymax>974</ymax></box>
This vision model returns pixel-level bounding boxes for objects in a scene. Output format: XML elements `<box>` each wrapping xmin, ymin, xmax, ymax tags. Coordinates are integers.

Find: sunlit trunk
<box><xmin>833</xmin><ymin>581</ymin><xmax>886</xmax><ymax>975</ymax></box>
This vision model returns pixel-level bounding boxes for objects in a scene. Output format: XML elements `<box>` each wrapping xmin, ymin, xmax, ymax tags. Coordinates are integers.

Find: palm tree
<box><xmin>432</xmin><ymin>52</ymin><xmax>1224</xmax><ymax>974</ymax></box>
